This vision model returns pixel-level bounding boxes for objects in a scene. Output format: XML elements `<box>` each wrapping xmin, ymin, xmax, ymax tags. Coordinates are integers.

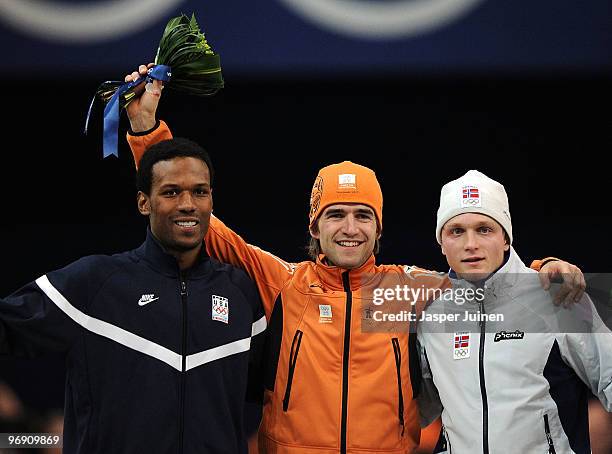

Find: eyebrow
<box><xmin>324</xmin><ymin>208</ymin><xmax>374</xmax><ymax>216</ymax></box>
<box><xmin>158</xmin><ymin>182</ymin><xmax>210</xmax><ymax>189</ymax></box>
<box><xmin>446</xmin><ymin>221</ymin><xmax>496</xmax><ymax>229</ymax></box>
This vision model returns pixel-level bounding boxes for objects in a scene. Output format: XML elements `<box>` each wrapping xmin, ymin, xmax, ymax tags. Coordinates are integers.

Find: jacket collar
<box><xmin>449</xmin><ymin>247</ymin><xmax>526</xmax><ymax>295</ymax></box>
<box><xmin>314</xmin><ymin>254</ymin><xmax>377</xmax><ymax>291</ymax></box>
<box><xmin>135</xmin><ymin>228</ymin><xmax>211</xmax><ymax>278</ymax></box>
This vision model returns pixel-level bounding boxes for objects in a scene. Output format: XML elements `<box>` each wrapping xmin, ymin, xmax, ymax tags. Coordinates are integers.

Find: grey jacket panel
<box><xmin>417</xmin><ymin>248</ymin><xmax>612</xmax><ymax>454</ymax></box>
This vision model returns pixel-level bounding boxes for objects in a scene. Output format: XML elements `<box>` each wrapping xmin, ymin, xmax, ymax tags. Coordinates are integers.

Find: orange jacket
<box><xmin>205</xmin><ymin>215</ymin><xmax>451</xmax><ymax>454</ymax></box>
<box><xmin>128</xmin><ymin>123</ymin><xmax>449</xmax><ymax>453</ymax></box>
<box><xmin>127</xmin><ymin>122</ymin><xmax>546</xmax><ymax>453</ymax></box>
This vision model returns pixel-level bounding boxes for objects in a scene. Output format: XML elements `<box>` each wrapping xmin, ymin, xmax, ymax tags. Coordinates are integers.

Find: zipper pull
<box><xmin>440</xmin><ymin>425</ymin><xmax>448</xmax><ymax>450</ymax></box>
<box><xmin>181</xmin><ymin>281</ymin><xmax>187</xmax><ymax>296</ymax></box>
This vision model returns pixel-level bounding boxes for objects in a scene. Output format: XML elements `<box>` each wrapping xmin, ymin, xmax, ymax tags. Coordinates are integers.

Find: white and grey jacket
<box><xmin>417</xmin><ymin>248</ymin><xmax>612</xmax><ymax>454</ymax></box>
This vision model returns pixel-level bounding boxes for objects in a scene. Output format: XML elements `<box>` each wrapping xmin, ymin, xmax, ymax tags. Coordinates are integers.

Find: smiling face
<box><xmin>137</xmin><ymin>156</ymin><xmax>213</xmax><ymax>269</ymax></box>
<box><xmin>440</xmin><ymin>212</ymin><xmax>509</xmax><ymax>281</ymax></box>
<box><xmin>310</xmin><ymin>203</ymin><xmax>379</xmax><ymax>269</ymax></box>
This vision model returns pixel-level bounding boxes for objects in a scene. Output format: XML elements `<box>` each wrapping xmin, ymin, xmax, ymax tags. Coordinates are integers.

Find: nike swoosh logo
<box><xmin>138</xmin><ymin>297</ymin><xmax>160</xmax><ymax>306</ymax></box>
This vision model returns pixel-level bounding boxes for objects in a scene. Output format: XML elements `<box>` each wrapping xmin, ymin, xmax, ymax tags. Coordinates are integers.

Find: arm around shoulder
<box><xmin>126</xmin><ymin>119</ymin><xmax>173</xmax><ymax>169</ymax></box>
<box><xmin>207</xmin><ymin>214</ymin><xmax>296</xmax><ymax>318</ymax></box>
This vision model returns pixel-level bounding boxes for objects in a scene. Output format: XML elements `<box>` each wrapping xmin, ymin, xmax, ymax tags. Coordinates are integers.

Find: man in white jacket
<box><xmin>418</xmin><ymin>170</ymin><xmax>612</xmax><ymax>454</ymax></box>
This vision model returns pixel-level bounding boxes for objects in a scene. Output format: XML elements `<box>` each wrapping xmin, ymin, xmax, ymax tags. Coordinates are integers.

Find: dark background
<box><xmin>1</xmin><ymin>73</ymin><xmax>611</xmax><ymax>413</ymax></box>
<box><xmin>0</xmin><ymin>0</ymin><xmax>611</xmax><ymax>427</ymax></box>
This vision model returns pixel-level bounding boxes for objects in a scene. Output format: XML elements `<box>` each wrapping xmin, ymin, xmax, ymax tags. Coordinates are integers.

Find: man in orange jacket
<box><xmin>122</xmin><ymin>66</ymin><xmax>585</xmax><ymax>453</ymax></box>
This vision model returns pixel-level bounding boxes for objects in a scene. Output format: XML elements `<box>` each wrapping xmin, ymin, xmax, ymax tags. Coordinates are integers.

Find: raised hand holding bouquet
<box><xmin>86</xmin><ymin>13</ymin><xmax>224</xmax><ymax>157</ymax></box>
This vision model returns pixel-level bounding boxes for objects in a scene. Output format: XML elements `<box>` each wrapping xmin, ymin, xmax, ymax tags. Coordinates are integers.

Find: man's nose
<box><xmin>177</xmin><ymin>191</ymin><xmax>196</xmax><ymax>211</ymax></box>
<box><xmin>464</xmin><ymin>230</ymin><xmax>479</xmax><ymax>250</ymax></box>
<box><xmin>341</xmin><ymin>215</ymin><xmax>359</xmax><ymax>235</ymax></box>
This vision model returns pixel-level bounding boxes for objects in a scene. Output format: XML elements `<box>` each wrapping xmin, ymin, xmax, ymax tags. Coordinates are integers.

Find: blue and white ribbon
<box><xmin>85</xmin><ymin>64</ymin><xmax>172</xmax><ymax>158</ymax></box>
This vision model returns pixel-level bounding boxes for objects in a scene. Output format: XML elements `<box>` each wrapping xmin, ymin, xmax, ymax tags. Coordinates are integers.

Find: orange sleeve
<box><xmin>126</xmin><ymin>120</ymin><xmax>173</xmax><ymax>169</ymax></box>
<box><xmin>530</xmin><ymin>257</ymin><xmax>560</xmax><ymax>272</ymax></box>
<box><xmin>127</xmin><ymin>121</ymin><xmax>292</xmax><ymax>317</ymax></box>
<box><xmin>206</xmin><ymin>215</ymin><xmax>296</xmax><ymax>318</ymax></box>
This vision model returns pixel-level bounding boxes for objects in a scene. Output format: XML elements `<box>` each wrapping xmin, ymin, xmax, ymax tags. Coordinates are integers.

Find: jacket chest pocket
<box><xmin>283</xmin><ymin>330</ymin><xmax>304</xmax><ymax>411</ymax></box>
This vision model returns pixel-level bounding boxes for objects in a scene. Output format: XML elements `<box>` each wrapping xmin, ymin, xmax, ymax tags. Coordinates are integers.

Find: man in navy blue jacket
<box><xmin>0</xmin><ymin>138</ymin><xmax>266</xmax><ymax>454</ymax></box>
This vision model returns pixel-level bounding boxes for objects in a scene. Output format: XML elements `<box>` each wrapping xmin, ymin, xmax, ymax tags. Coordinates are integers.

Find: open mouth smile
<box><xmin>336</xmin><ymin>240</ymin><xmax>363</xmax><ymax>247</ymax></box>
<box><xmin>174</xmin><ymin>220</ymin><xmax>199</xmax><ymax>228</ymax></box>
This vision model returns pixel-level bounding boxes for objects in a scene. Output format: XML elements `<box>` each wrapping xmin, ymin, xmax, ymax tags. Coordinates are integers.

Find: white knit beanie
<box><xmin>436</xmin><ymin>170</ymin><xmax>512</xmax><ymax>244</ymax></box>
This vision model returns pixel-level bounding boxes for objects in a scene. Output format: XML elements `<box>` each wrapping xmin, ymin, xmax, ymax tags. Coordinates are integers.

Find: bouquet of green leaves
<box><xmin>96</xmin><ymin>13</ymin><xmax>224</xmax><ymax>109</ymax></box>
<box><xmin>87</xmin><ymin>13</ymin><xmax>224</xmax><ymax>157</ymax></box>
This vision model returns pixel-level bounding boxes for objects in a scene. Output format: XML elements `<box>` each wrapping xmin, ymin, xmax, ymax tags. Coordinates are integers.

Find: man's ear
<box><xmin>137</xmin><ymin>191</ymin><xmax>151</xmax><ymax>216</ymax></box>
<box><xmin>440</xmin><ymin>241</ymin><xmax>447</xmax><ymax>257</ymax></box>
<box><xmin>309</xmin><ymin>224</ymin><xmax>320</xmax><ymax>240</ymax></box>
<box><xmin>504</xmin><ymin>242</ymin><xmax>510</xmax><ymax>252</ymax></box>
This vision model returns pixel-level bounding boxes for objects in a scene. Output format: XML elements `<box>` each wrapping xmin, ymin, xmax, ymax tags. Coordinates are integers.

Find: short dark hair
<box><xmin>136</xmin><ymin>138</ymin><xmax>214</xmax><ymax>195</ymax></box>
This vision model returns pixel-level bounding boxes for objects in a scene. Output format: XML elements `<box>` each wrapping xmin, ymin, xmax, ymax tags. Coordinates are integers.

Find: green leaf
<box><xmin>98</xmin><ymin>12</ymin><xmax>224</xmax><ymax>106</ymax></box>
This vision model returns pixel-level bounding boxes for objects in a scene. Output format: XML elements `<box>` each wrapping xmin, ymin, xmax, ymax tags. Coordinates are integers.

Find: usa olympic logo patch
<box><xmin>212</xmin><ymin>294</ymin><xmax>229</xmax><ymax>324</ymax></box>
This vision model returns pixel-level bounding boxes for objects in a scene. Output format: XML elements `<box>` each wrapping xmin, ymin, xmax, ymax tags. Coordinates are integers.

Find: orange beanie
<box><xmin>309</xmin><ymin>161</ymin><xmax>383</xmax><ymax>230</ymax></box>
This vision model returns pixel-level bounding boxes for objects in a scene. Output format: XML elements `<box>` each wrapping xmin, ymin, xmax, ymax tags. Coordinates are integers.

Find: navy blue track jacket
<box><xmin>0</xmin><ymin>229</ymin><xmax>266</xmax><ymax>454</ymax></box>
